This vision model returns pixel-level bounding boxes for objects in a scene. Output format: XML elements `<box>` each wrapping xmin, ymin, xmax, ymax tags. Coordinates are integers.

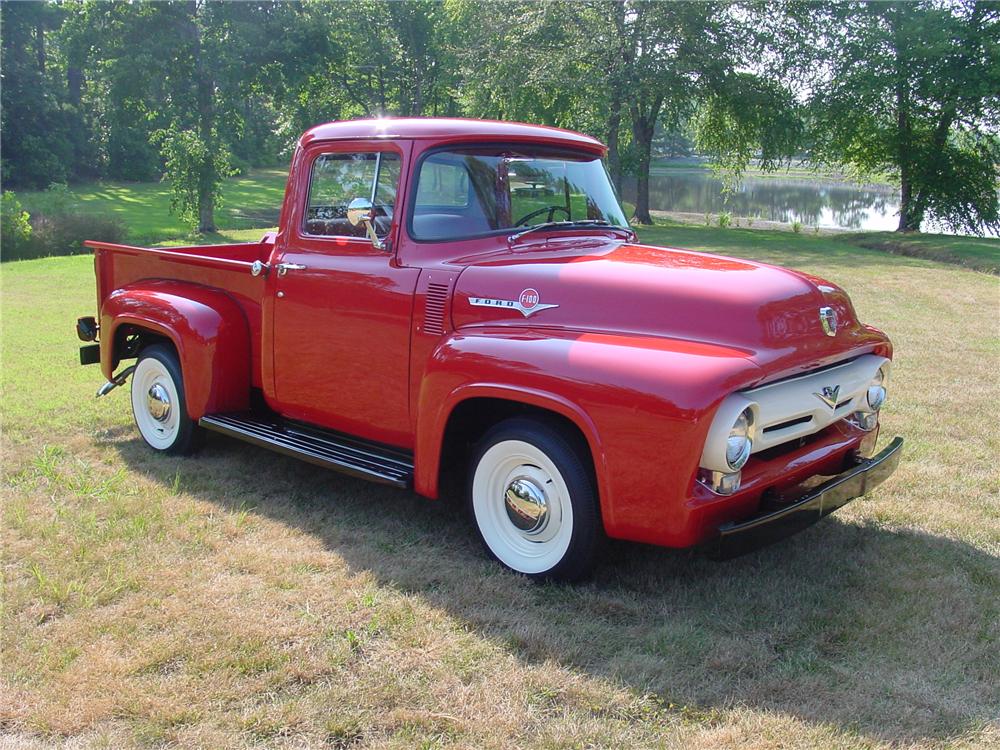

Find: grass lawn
<box><xmin>849</xmin><ymin>232</ymin><xmax>1000</xmax><ymax>274</ymax></box>
<box><xmin>2</xmin><ymin>219</ymin><xmax>999</xmax><ymax>747</ymax></box>
<box><xmin>16</xmin><ymin>169</ymin><xmax>288</xmax><ymax>243</ymax></box>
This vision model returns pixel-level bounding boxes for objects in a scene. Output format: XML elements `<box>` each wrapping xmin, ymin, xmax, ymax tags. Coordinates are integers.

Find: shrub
<box><xmin>792</xmin><ymin>221</ymin><xmax>802</xmax><ymax>234</ymax></box>
<box><xmin>24</xmin><ymin>212</ymin><xmax>127</xmax><ymax>261</ymax></box>
<box><xmin>718</xmin><ymin>212</ymin><xmax>732</xmax><ymax>228</ymax></box>
<box><xmin>2</xmin><ymin>192</ymin><xmax>33</xmax><ymax>260</ymax></box>
<box><xmin>2</xmin><ymin>185</ymin><xmax>126</xmax><ymax>262</ymax></box>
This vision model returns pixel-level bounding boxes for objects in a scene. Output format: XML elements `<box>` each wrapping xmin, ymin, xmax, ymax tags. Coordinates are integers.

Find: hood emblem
<box><xmin>819</xmin><ymin>306</ymin><xmax>838</xmax><ymax>336</ymax></box>
<box><xmin>469</xmin><ymin>288</ymin><xmax>559</xmax><ymax>318</ymax></box>
<box><xmin>814</xmin><ymin>385</ymin><xmax>841</xmax><ymax>410</ymax></box>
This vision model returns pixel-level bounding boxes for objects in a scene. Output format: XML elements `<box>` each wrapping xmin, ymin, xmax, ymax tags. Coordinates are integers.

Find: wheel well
<box><xmin>438</xmin><ymin>397</ymin><xmax>597</xmax><ymax>500</ymax></box>
<box><xmin>111</xmin><ymin>324</ymin><xmax>175</xmax><ymax>369</ymax></box>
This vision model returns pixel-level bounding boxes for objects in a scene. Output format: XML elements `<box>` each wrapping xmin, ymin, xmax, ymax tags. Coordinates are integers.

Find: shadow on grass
<box><xmin>117</xmin><ymin>432</ymin><xmax>999</xmax><ymax>746</ymax></box>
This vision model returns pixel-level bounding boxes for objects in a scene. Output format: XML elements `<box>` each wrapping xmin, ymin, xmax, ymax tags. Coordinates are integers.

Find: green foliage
<box><xmin>2</xmin><ymin>192</ymin><xmax>33</xmax><ymax>259</ymax></box>
<box><xmin>717</xmin><ymin>212</ymin><xmax>732</xmax><ymax>229</ymax></box>
<box><xmin>0</xmin><ymin>3</ymin><xmax>81</xmax><ymax>188</ymax></box>
<box><xmin>694</xmin><ymin>73</ymin><xmax>804</xmax><ymax>188</ymax></box>
<box><xmin>792</xmin><ymin>221</ymin><xmax>802</xmax><ymax>234</ymax></box>
<box><xmin>25</xmin><ymin>212</ymin><xmax>126</xmax><ymax>262</ymax></box>
<box><xmin>2</xmin><ymin>186</ymin><xmax>125</xmax><ymax>263</ymax></box>
<box><xmin>803</xmin><ymin>0</ymin><xmax>1000</xmax><ymax>234</ymax></box>
<box><xmin>908</xmin><ymin>131</ymin><xmax>1000</xmax><ymax>234</ymax></box>
<box><xmin>3</xmin><ymin>0</ymin><xmax>996</xmax><ymax>237</ymax></box>
<box><xmin>154</xmin><ymin>126</ymin><xmax>234</xmax><ymax>231</ymax></box>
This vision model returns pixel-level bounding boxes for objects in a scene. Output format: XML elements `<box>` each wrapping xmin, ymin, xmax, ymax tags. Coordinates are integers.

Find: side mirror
<box><xmin>347</xmin><ymin>197</ymin><xmax>385</xmax><ymax>251</ymax></box>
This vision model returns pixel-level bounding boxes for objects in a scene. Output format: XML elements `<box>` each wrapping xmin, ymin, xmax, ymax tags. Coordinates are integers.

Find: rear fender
<box><xmin>100</xmin><ymin>281</ymin><xmax>251</xmax><ymax>419</ymax></box>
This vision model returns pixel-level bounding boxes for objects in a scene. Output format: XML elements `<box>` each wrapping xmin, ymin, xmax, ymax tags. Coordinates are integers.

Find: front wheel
<box><xmin>469</xmin><ymin>418</ymin><xmax>600</xmax><ymax>581</ymax></box>
<box><xmin>130</xmin><ymin>344</ymin><xmax>201</xmax><ymax>455</ymax></box>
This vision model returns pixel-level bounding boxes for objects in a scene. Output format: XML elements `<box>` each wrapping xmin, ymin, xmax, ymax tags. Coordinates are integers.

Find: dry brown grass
<box><xmin>2</xmin><ymin>227</ymin><xmax>999</xmax><ymax>749</ymax></box>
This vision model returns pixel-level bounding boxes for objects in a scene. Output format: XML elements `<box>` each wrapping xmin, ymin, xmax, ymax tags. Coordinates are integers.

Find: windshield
<box><xmin>410</xmin><ymin>147</ymin><xmax>629</xmax><ymax>241</ymax></box>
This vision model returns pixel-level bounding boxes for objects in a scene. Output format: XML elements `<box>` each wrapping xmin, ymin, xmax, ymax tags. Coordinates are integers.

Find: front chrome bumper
<box><xmin>707</xmin><ymin>436</ymin><xmax>904</xmax><ymax>560</ymax></box>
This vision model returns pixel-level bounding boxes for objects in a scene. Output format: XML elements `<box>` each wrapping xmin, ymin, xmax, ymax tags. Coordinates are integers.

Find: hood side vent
<box><xmin>424</xmin><ymin>282</ymin><xmax>450</xmax><ymax>336</ymax></box>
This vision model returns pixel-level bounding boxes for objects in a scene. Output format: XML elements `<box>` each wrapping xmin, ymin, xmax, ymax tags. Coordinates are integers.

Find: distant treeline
<box><xmin>2</xmin><ymin>1</ymin><xmax>997</xmax><ymax>234</ymax></box>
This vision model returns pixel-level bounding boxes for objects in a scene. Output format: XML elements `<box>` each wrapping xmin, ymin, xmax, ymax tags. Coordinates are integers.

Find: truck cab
<box><xmin>78</xmin><ymin>118</ymin><xmax>902</xmax><ymax>580</ymax></box>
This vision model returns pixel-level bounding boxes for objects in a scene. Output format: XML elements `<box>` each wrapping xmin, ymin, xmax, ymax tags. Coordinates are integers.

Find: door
<box><xmin>268</xmin><ymin>144</ymin><xmax>419</xmax><ymax>448</ymax></box>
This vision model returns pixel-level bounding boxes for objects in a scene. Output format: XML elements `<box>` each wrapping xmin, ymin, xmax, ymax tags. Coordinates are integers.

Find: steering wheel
<box><xmin>513</xmin><ymin>205</ymin><xmax>571</xmax><ymax>226</ymax></box>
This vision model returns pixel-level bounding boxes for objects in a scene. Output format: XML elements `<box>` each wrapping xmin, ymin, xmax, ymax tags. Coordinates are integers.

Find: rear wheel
<box><xmin>469</xmin><ymin>417</ymin><xmax>599</xmax><ymax>581</ymax></box>
<box><xmin>130</xmin><ymin>344</ymin><xmax>201</xmax><ymax>455</ymax></box>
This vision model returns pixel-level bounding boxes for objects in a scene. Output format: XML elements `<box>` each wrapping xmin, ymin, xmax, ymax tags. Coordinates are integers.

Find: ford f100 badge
<box><xmin>470</xmin><ymin>288</ymin><xmax>559</xmax><ymax>317</ymax></box>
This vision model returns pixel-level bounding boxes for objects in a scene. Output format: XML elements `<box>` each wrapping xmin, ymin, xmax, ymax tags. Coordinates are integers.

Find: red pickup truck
<box><xmin>78</xmin><ymin>118</ymin><xmax>902</xmax><ymax>580</ymax></box>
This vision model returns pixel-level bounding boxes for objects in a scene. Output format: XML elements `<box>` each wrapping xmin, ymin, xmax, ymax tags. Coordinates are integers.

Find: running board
<box><xmin>199</xmin><ymin>412</ymin><xmax>413</xmax><ymax>488</ymax></box>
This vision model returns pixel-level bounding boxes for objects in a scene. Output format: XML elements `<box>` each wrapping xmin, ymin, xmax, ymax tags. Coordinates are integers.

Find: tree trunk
<box><xmin>630</xmin><ymin>99</ymin><xmax>661</xmax><ymax>225</ymax></box>
<box><xmin>897</xmin><ymin>173</ymin><xmax>921</xmax><ymax>232</ymax></box>
<box><xmin>67</xmin><ymin>65</ymin><xmax>83</xmax><ymax>106</ymax></box>
<box><xmin>198</xmin><ymin>187</ymin><xmax>215</xmax><ymax>233</ymax></box>
<box><xmin>633</xmin><ymin>133</ymin><xmax>653</xmax><ymax>225</ymax></box>
<box><xmin>189</xmin><ymin>1</ymin><xmax>217</xmax><ymax>233</ymax></box>
<box><xmin>606</xmin><ymin>96</ymin><xmax>623</xmax><ymax>195</ymax></box>
<box><xmin>896</xmin><ymin>93</ymin><xmax>920</xmax><ymax>231</ymax></box>
<box><xmin>892</xmin><ymin>3</ymin><xmax>920</xmax><ymax>233</ymax></box>
<box><xmin>34</xmin><ymin>21</ymin><xmax>45</xmax><ymax>74</ymax></box>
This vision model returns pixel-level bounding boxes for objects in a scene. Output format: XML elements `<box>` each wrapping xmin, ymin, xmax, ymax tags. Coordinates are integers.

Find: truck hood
<box><xmin>450</xmin><ymin>239</ymin><xmax>888</xmax><ymax>379</ymax></box>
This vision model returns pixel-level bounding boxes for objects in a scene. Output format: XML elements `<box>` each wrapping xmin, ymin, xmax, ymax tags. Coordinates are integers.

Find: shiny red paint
<box><xmin>84</xmin><ymin>118</ymin><xmax>894</xmax><ymax>549</ymax></box>
<box><xmin>99</xmin><ymin>281</ymin><xmax>252</xmax><ymax>418</ymax></box>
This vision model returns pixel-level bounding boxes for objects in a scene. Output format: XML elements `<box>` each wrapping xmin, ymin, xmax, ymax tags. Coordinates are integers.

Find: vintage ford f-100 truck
<box><xmin>77</xmin><ymin>118</ymin><xmax>902</xmax><ymax>580</ymax></box>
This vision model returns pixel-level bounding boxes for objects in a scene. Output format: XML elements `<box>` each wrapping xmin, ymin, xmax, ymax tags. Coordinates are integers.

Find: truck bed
<box><xmin>84</xmin><ymin>235</ymin><xmax>274</xmax><ymax>386</ymax></box>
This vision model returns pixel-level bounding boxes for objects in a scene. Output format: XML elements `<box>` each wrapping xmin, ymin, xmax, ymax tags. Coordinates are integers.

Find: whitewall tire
<box><xmin>469</xmin><ymin>418</ymin><xmax>600</xmax><ymax>581</ymax></box>
<box><xmin>130</xmin><ymin>344</ymin><xmax>200</xmax><ymax>455</ymax></box>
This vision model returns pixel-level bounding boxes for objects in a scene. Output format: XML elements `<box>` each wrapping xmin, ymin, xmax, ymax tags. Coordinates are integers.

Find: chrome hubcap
<box><xmin>504</xmin><ymin>477</ymin><xmax>549</xmax><ymax>534</ymax></box>
<box><xmin>146</xmin><ymin>383</ymin><xmax>171</xmax><ymax>422</ymax></box>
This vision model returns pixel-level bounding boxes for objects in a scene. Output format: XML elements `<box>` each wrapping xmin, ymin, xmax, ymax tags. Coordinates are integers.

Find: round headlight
<box><xmin>867</xmin><ymin>368</ymin><xmax>887</xmax><ymax>411</ymax></box>
<box><xmin>725</xmin><ymin>408</ymin><xmax>754</xmax><ymax>470</ymax></box>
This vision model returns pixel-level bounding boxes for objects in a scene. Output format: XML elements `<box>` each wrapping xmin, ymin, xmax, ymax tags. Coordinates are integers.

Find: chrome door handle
<box><xmin>275</xmin><ymin>262</ymin><xmax>306</xmax><ymax>277</ymax></box>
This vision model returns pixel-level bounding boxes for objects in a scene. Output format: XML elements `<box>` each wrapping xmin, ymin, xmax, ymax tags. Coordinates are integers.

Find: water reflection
<box><xmin>623</xmin><ymin>170</ymin><xmax>902</xmax><ymax>231</ymax></box>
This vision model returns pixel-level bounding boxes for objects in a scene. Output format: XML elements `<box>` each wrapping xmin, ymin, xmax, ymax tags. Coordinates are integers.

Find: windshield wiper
<box><xmin>507</xmin><ymin>220</ymin><xmax>632</xmax><ymax>244</ymax></box>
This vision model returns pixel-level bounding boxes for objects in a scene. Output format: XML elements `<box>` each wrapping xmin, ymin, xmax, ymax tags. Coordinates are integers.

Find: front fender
<box><xmin>415</xmin><ymin>327</ymin><xmax>764</xmax><ymax>544</ymax></box>
<box><xmin>101</xmin><ymin>281</ymin><xmax>251</xmax><ymax>419</ymax></box>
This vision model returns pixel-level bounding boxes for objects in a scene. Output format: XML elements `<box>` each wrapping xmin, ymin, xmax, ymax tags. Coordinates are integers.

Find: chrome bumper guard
<box><xmin>708</xmin><ymin>436</ymin><xmax>904</xmax><ymax>560</ymax></box>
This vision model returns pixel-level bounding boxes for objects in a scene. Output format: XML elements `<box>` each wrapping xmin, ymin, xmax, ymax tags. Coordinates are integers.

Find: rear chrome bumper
<box><xmin>706</xmin><ymin>436</ymin><xmax>903</xmax><ymax>560</ymax></box>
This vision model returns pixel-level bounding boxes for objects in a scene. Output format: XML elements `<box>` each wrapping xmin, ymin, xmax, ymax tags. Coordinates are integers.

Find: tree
<box><xmin>455</xmin><ymin>2</ymin><xmax>781</xmax><ymax>225</ymax></box>
<box><xmin>806</xmin><ymin>1</ymin><xmax>1000</xmax><ymax>234</ymax></box>
<box><xmin>693</xmin><ymin>73</ymin><xmax>804</xmax><ymax>189</ymax></box>
<box><xmin>0</xmin><ymin>2</ymin><xmax>78</xmax><ymax>188</ymax></box>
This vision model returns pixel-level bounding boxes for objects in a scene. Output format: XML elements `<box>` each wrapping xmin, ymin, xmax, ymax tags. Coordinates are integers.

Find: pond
<box><xmin>622</xmin><ymin>168</ymin><xmax>904</xmax><ymax>232</ymax></box>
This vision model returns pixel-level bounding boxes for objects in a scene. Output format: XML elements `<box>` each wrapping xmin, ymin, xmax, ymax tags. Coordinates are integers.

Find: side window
<box><xmin>305</xmin><ymin>152</ymin><xmax>400</xmax><ymax>238</ymax></box>
<box><xmin>415</xmin><ymin>159</ymin><xmax>469</xmax><ymax>208</ymax></box>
